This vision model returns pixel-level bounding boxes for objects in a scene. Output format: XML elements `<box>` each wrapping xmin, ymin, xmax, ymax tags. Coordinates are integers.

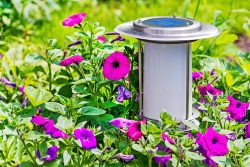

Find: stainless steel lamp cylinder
<box><xmin>142</xmin><ymin>42</ymin><xmax>192</xmax><ymax>120</ymax></box>
<box><xmin>115</xmin><ymin>16</ymin><xmax>219</xmax><ymax>120</ymax></box>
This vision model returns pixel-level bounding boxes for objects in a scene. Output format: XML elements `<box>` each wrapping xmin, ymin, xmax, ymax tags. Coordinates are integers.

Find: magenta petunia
<box><xmin>198</xmin><ymin>84</ymin><xmax>222</xmax><ymax>97</ymax></box>
<box><xmin>161</xmin><ymin>132</ymin><xmax>174</xmax><ymax>144</ymax></box>
<box><xmin>43</xmin><ymin>120</ymin><xmax>69</xmax><ymax>139</ymax></box>
<box><xmin>62</xmin><ymin>13</ymin><xmax>86</xmax><ymax>27</ymax></box>
<box><xmin>245</xmin><ymin>123</ymin><xmax>250</xmax><ymax>138</ymax></box>
<box><xmin>97</xmin><ymin>36</ymin><xmax>106</xmax><ymax>43</ymax></box>
<box><xmin>74</xmin><ymin>128</ymin><xmax>97</xmax><ymax>150</ymax></box>
<box><xmin>192</xmin><ymin>71</ymin><xmax>204</xmax><ymax>82</ymax></box>
<box><xmin>36</xmin><ymin>146</ymin><xmax>58</xmax><ymax>161</ymax></box>
<box><xmin>126</xmin><ymin>121</ymin><xmax>144</xmax><ymax>141</ymax></box>
<box><xmin>19</xmin><ymin>86</ymin><xmax>25</xmax><ymax>95</ymax></box>
<box><xmin>226</xmin><ymin>95</ymin><xmax>249</xmax><ymax>122</ymax></box>
<box><xmin>60</xmin><ymin>55</ymin><xmax>84</xmax><ymax>66</ymax></box>
<box><xmin>31</xmin><ymin>116</ymin><xmax>69</xmax><ymax>139</ymax></box>
<box><xmin>109</xmin><ymin>118</ymin><xmax>135</xmax><ymax>129</ymax></box>
<box><xmin>153</xmin><ymin>155</ymin><xmax>171</xmax><ymax>167</ymax></box>
<box><xmin>103</xmin><ymin>51</ymin><xmax>131</xmax><ymax>81</ymax></box>
<box><xmin>31</xmin><ymin>115</ymin><xmax>47</xmax><ymax>125</ymax></box>
<box><xmin>196</xmin><ymin>126</ymin><xmax>228</xmax><ymax>158</ymax></box>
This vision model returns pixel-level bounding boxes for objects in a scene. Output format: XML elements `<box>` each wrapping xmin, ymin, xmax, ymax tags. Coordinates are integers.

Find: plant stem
<box><xmin>148</xmin><ymin>157</ymin><xmax>152</xmax><ymax>167</ymax></box>
<box><xmin>46</xmin><ymin>50</ymin><xmax>52</xmax><ymax>92</ymax></box>
<box><xmin>17</xmin><ymin>131</ymin><xmax>37</xmax><ymax>165</ymax></box>
<box><xmin>194</xmin><ymin>0</ymin><xmax>201</xmax><ymax>18</ymax></box>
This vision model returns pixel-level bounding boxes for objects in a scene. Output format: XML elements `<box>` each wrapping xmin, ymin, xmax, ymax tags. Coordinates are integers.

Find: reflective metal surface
<box><xmin>115</xmin><ymin>16</ymin><xmax>219</xmax><ymax>43</ymax></box>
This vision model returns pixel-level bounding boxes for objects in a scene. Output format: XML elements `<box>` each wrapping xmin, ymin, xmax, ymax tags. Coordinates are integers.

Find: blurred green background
<box><xmin>1</xmin><ymin>0</ymin><xmax>250</xmax><ymax>47</ymax></box>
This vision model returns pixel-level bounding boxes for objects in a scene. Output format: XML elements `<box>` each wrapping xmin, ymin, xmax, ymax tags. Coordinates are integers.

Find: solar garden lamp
<box><xmin>115</xmin><ymin>15</ymin><xmax>219</xmax><ymax>121</ymax></box>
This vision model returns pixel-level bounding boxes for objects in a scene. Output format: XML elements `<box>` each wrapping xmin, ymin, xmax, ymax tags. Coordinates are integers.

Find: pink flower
<box><xmin>161</xmin><ymin>133</ymin><xmax>174</xmax><ymax>144</ymax></box>
<box><xmin>196</xmin><ymin>127</ymin><xmax>228</xmax><ymax>159</ymax></box>
<box><xmin>60</xmin><ymin>55</ymin><xmax>84</xmax><ymax>66</ymax></box>
<box><xmin>97</xmin><ymin>36</ymin><xmax>106</xmax><ymax>43</ymax></box>
<box><xmin>103</xmin><ymin>51</ymin><xmax>131</xmax><ymax>81</ymax></box>
<box><xmin>109</xmin><ymin>118</ymin><xmax>135</xmax><ymax>129</ymax></box>
<box><xmin>226</xmin><ymin>96</ymin><xmax>249</xmax><ymax>122</ymax></box>
<box><xmin>245</xmin><ymin>123</ymin><xmax>250</xmax><ymax>138</ymax></box>
<box><xmin>198</xmin><ymin>84</ymin><xmax>222</xmax><ymax>97</ymax></box>
<box><xmin>126</xmin><ymin>121</ymin><xmax>144</xmax><ymax>141</ymax></box>
<box><xmin>62</xmin><ymin>13</ymin><xmax>86</xmax><ymax>27</ymax></box>
<box><xmin>192</xmin><ymin>71</ymin><xmax>204</xmax><ymax>82</ymax></box>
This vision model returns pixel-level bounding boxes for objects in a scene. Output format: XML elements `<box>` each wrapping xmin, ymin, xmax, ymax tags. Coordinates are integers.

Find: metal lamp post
<box><xmin>115</xmin><ymin>16</ymin><xmax>219</xmax><ymax>121</ymax></box>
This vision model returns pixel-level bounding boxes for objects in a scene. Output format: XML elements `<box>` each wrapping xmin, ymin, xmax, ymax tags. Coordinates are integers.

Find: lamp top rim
<box><xmin>115</xmin><ymin>16</ymin><xmax>220</xmax><ymax>42</ymax></box>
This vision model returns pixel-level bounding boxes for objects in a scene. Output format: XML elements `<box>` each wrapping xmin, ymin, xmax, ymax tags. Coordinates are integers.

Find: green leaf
<box><xmin>56</xmin><ymin>116</ymin><xmax>73</xmax><ymax>130</ymax></box>
<box><xmin>165</xmin><ymin>140</ymin><xmax>177</xmax><ymax>153</ymax></box>
<box><xmin>132</xmin><ymin>144</ymin><xmax>145</xmax><ymax>153</ymax></box>
<box><xmin>182</xmin><ymin>120</ymin><xmax>199</xmax><ymax>130</ymax></box>
<box><xmin>23</xmin><ymin>131</ymin><xmax>46</xmax><ymax>140</ymax></box>
<box><xmin>185</xmin><ymin>151</ymin><xmax>205</xmax><ymax>160</ymax></box>
<box><xmin>202</xmin><ymin>117</ymin><xmax>216</xmax><ymax>123</ymax></box>
<box><xmin>63</xmin><ymin>150</ymin><xmax>71</xmax><ymax>166</ymax></box>
<box><xmin>211</xmin><ymin>156</ymin><xmax>234</xmax><ymax>166</ymax></box>
<box><xmin>45</xmin><ymin>102</ymin><xmax>67</xmax><ymax>115</ymax></box>
<box><xmin>78</xmin><ymin>106</ymin><xmax>106</xmax><ymax>115</ymax></box>
<box><xmin>25</xmin><ymin>53</ymin><xmax>44</xmax><ymax>63</ymax></box>
<box><xmin>215</xmin><ymin>33</ymin><xmax>238</xmax><ymax>45</ymax></box>
<box><xmin>19</xmin><ymin>161</ymin><xmax>36</xmax><ymax>167</ymax></box>
<box><xmin>242</xmin><ymin>155</ymin><xmax>250</xmax><ymax>167</ymax></box>
<box><xmin>24</xmin><ymin>86</ymin><xmax>53</xmax><ymax>107</ymax></box>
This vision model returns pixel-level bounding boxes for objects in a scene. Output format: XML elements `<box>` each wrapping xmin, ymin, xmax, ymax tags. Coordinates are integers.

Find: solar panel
<box><xmin>143</xmin><ymin>18</ymin><xmax>192</xmax><ymax>28</ymax></box>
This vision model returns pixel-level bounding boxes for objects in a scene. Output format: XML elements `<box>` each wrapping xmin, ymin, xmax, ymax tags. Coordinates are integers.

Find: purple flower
<box><xmin>153</xmin><ymin>155</ymin><xmax>171</xmax><ymax>167</ymax></box>
<box><xmin>210</xmin><ymin>69</ymin><xmax>215</xmax><ymax>75</ymax></box>
<box><xmin>0</xmin><ymin>53</ymin><xmax>2</xmax><ymax>58</ymax></box>
<box><xmin>68</xmin><ymin>40</ymin><xmax>82</xmax><ymax>47</ymax></box>
<box><xmin>74</xmin><ymin>128</ymin><xmax>97</xmax><ymax>150</ymax></box>
<box><xmin>192</xmin><ymin>71</ymin><xmax>204</xmax><ymax>82</ymax></box>
<box><xmin>226</xmin><ymin>96</ymin><xmax>249</xmax><ymax>122</ymax></box>
<box><xmin>31</xmin><ymin>115</ymin><xmax>47</xmax><ymax>125</ymax></box>
<box><xmin>37</xmin><ymin>107</ymin><xmax>43</xmax><ymax>115</ymax></box>
<box><xmin>198</xmin><ymin>84</ymin><xmax>222</xmax><ymax>97</ymax></box>
<box><xmin>196</xmin><ymin>127</ymin><xmax>228</xmax><ymax>158</ymax></box>
<box><xmin>111</xmin><ymin>35</ymin><xmax>125</xmax><ymax>43</ymax></box>
<box><xmin>37</xmin><ymin>146</ymin><xmax>58</xmax><ymax>161</ymax></box>
<box><xmin>43</xmin><ymin>120</ymin><xmax>69</xmax><ymax>139</ymax></box>
<box><xmin>109</xmin><ymin>118</ymin><xmax>135</xmax><ymax>129</ymax></box>
<box><xmin>116</xmin><ymin>85</ymin><xmax>132</xmax><ymax>102</ymax></box>
<box><xmin>1</xmin><ymin>77</ymin><xmax>16</xmax><ymax>88</ymax></box>
<box><xmin>226</xmin><ymin>133</ymin><xmax>236</xmax><ymax>140</ymax></box>
<box><xmin>62</xmin><ymin>13</ymin><xmax>86</xmax><ymax>27</ymax></box>
<box><xmin>135</xmin><ymin>92</ymin><xmax>140</xmax><ymax>102</ymax></box>
<box><xmin>114</xmin><ymin>153</ymin><xmax>134</xmax><ymax>162</ymax></box>
<box><xmin>22</xmin><ymin>97</ymin><xmax>29</xmax><ymax>108</ymax></box>
<box><xmin>60</xmin><ymin>55</ymin><xmax>84</xmax><ymax>66</ymax></box>
<box><xmin>245</xmin><ymin>123</ymin><xmax>250</xmax><ymax>138</ymax></box>
<box><xmin>97</xmin><ymin>36</ymin><xmax>106</xmax><ymax>43</ymax></box>
<box><xmin>203</xmin><ymin>158</ymin><xmax>218</xmax><ymax>167</ymax></box>
<box><xmin>31</xmin><ymin>116</ymin><xmax>69</xmax><ymax>139</ymax></box>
